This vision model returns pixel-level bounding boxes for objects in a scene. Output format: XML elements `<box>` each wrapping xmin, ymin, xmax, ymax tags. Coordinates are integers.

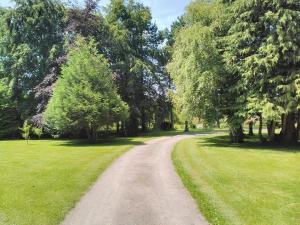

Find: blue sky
<box><xmin>0</xmin><ymin>0</ymin><xmax>191</xmax><ymax>29</ymax></box>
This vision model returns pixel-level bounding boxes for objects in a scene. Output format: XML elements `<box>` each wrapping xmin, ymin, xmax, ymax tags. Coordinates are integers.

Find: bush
<box><xmin>33</xmin><ymin>127</ymin><xmax>43</xmax><ymax>139</ymax></box>
<box><xmin>19</xmin><ymin>121</ymin><xmax>31</xmax><ymax>144</ymax></box>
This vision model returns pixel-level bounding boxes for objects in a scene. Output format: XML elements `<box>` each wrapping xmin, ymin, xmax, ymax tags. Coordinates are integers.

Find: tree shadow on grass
<box><xmin>55</xmin><ymin>137</ymin><xmax>146</xmax><ymax>148</ymax></box>
<box><xmin>196</xmin><ymin>135</ymin><xmax>300</xmax><ymax>153</ymax></box>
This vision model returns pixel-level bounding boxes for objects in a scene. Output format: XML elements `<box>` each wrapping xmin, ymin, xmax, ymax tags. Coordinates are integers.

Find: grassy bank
<box><xmin>173</xmin><ymin>135</ymin><xmax>300</xmax><ymax>225</ymax></box>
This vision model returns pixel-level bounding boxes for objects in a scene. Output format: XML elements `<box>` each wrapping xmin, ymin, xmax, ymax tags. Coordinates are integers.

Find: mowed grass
<box><xmin>0</xmin><ymin>133</ymin><xmax>172</xmax><ymax>225</ymax></box>
<box><xmin>173</xmin><ymin>135</ymin><xmax>300</xmax><ymax>225</ymax></box>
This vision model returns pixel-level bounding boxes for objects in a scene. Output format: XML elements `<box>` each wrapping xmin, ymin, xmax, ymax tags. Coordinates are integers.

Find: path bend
<box><xmin>62</xmin><ymin>135</ymin><xmax>208</xmax><ymax>225</ymax></box>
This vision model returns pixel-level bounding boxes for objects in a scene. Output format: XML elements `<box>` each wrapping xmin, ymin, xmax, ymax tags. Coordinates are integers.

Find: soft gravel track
<box><xmin>62</xmin><ymin>135</ymin><xmax>208</xmax><ymax>225</ymax></box>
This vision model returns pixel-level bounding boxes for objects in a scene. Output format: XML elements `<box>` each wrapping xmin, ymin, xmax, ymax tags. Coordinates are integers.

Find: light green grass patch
<box><xmin>172</xmin><ymin>135</ymin><xmax>300</xmax><ymax>225</ymax></box>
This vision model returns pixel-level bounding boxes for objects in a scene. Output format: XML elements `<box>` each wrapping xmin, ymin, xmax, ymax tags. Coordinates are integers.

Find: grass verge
<box><xmin>172</xmin><ymin>134</ymin><xmax>300</xmax><ymax>225</ymax></box>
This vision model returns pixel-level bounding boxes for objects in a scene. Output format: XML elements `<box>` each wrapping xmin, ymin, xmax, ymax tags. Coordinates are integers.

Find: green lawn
<box><xmin>173</xmin><ymin>135</ymin><xmax>300</xmax><ymax>225</ymax></box>
<box><xmin>0</xmin><ymin>132</ymin><xmax>179</xmax><ymax>225</ymax></box>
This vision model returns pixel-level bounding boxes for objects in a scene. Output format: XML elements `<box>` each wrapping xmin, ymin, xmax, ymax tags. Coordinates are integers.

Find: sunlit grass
<box><xmin>0</xmin><ymin>131</ymin><xmax>178</xmax><ymax>225</ymax></box>
<box><xmin>173</xmin><ymin>135</ymin><xmax>300</xmax><ymax>225</ymax></box>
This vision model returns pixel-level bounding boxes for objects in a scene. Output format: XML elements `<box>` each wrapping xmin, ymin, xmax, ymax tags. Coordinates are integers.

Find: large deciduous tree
<box><xmin>168</xmin><ymin>0</ymin><xmax>246</xmax><ymax>142</ymax></box>
<box><xmin>167</xmin><ymin>25</ymin><xmax>222</xmax><ymax>125</ymax></box>
<box><xmin>105</xmin><ymin>0</ymin><xmax>170</xmax><ymax>135</ymax></box>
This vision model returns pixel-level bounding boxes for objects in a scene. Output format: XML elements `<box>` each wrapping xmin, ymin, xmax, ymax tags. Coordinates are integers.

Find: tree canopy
<box><xmin>168</xmin><ymin>0</ymin><xmax>300</xmax><ymax>143</ymax></box>
<box><xmin>0</xmin><ymin>0</ymin><xmax>172</xmax><ymax>139</ymax></box>
<box><xmin>44</xmin><ymin>37</ymin><xmax>128</xmax><ymax>141</ymax></box>
<box><xmin>1</xmin><ymin>0</ymin><xmax>300</xmax><ymax>143</ymax></box>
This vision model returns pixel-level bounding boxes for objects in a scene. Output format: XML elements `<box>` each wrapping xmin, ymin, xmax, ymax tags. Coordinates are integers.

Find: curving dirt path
<box><xmin>62</xmin><ymin>135</ymin><xmax>208</xmax><ymax>225</ymax></box>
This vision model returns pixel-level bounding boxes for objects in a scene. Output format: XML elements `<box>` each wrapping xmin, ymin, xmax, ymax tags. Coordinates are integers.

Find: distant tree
<box><xmin>19</xmin><ymin>120</ymin><xmax>31</xmax><ymax>144</ymax></box>
<box><xmin>44</xmin><ymin>37</ymin><xmax>128</xmax><ymax>142</ymax></box>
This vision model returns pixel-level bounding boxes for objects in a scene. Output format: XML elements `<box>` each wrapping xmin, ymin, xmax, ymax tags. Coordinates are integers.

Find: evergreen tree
<box><xmin>225</xmin><ymin>0</ymin><xmax>300</xmax><ymax>142</ymax></box>
<box><xmin>44</xmin><ymin>37</ymin><xmax>128</xmax><ymax>142</ymax></box>
<box><xmin>0</xmin><ymin>0</ymin><xmax>66</xmax><ymax>121</ymax></box>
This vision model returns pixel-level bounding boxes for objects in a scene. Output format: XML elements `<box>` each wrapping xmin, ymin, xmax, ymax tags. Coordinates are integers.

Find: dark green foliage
<box><xmin>105</xmin><ymin>0</ymin><xmax>170</xmax><ymax>135</ymax></box>
<box><xmin>0</xmin><ymin>79</ymin><xmax>18</xmax><ymax>138</ymax></box>
<box><xmin>0</xmin><ymin>0</ymin><xmax>66</xmax><ymax>120</ymax></box>
<box><xmin>225</xmin><ymin>0</ymin><xmax>300</xmax><ymax>142</ymax></box>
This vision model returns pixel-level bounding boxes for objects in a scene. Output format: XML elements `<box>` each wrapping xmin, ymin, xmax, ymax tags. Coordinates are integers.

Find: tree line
<box><xmin>167</xmin><ymin>0</ymin><xmax>300</xmax><ymax>143</ymax></box>
<box><xmin>0</xmin><ymin>0</ymin><xmax>173</xmax><ymax>141</ymax></box>
<box><xmin>1</xmin><ymin>0</ymin><xmax>299</xmax><ymax>144</ymax></box>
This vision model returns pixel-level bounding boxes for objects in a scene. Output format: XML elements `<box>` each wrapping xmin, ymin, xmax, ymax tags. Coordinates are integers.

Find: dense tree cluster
<box><xmin>168</xmin><ymin>0</ymin><xmax>300</xmax><ymax>143</ymax></box>
<box><xmin>2</xmin><ymin>0</ymin><xmax>299</xmax><ymax>143</ymax></box>
<box><xmin>0</xmin><ymin>0</ymin><xmax>172</xmax><ymax>139</ymax></box>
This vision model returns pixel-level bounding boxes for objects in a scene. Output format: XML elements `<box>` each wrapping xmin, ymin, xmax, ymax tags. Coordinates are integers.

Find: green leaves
<box><xmin>227</xmin><ymin>0</ymin><xmax>300</xmax><ymax>111</ymax></box>
<box><xmin>19</xmin><ymin>120</ymin><xmax>31</xmax><ymax>143</ymax></box>
<box><xmin>0</xmin><ymin>0</ymin><xmax>66</xmax><ymax>120</ymax></box>
<box><xmin>167</xmin><ymin>2</ymin><xmax>224</xmax><ymax>124</ymax></box>
<box><xmin>168</xmin><ymin>0</ymin><xmax>300</xmax><ymax>142</ymax></box>
<box><xmin>32</xmin><ymin>127</ymin><xmax>43</xmax><ymax>139</ymax></box>
<box><xmin>104</xmin><ymin>0</ymin><xmax>169</xmax><ymax>133</ymax></box>
<box><xmin>44</xmin><ymin>37</ymin><xmax>128</xmax><ymax>139</ymax></box>
<box><xmin>0</xmin><ymin>78</ymin><xmax>18</xmax><ymax>137</ymax></box>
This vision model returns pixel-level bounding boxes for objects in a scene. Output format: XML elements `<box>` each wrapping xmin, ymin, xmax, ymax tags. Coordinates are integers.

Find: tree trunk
<box><xmin>184</xmin><ymin>121</ymin><xmax>189</xmax><ymax>132</ymax></box>
<box><xmin>86</xmin><ymin>127</ymin><xmax>97</xmax><ymax>143</ymax></box>
<box><xmin>229</xmin><ymin>124</ymin><xmax>244</xmax><ymax>143</ymax></box>
<box><xmin>248</xmin><ymin>121</ymin><xmax>254</xmax><ymax>136</ymax></box>
<box><xmin>258</xmin><ymin>113</ymin><xmax>265</xmax><ymax>142</ymax></box>
<box><xmin>92</xmin><ymin>128</ymin><xmax>97</xmax><ymax>142</ymax></box>
<box><xmin>121</xmin><ymin>120</ymin><xmax>126</xmax><ymax>136</ymax></box>
<box><xmin>86</xmin><ymin>128</ymin><xmax>91</xmax><ymax>140</ymax></box>
<box><xmin>141</xmin><ymin>108</ymin><xmax>147</xmax><ymax>132</ymax></box>
<box><xmin>267</xmin><ymin>120</ymin><xmax>276</xmax><ymax>142</ymax></box>
<box><xmin>170</xmin><ymin>108</ymin><xmax>174</xmax><ymax>130</ymax></box>
<box><xmin>216</xmin><ymin>118</ymin><xmax>221</xmax><ymax>129</ymax></box>
<box><xmin>127</xmin><ymin>113</ymin><xmax>139</xmax><ymax>136</ymax></box>
<box><xmin>116</xmin><ymin>121</ymin><xmax>120</xmax><ymax>135</ymax></box>
<box><xmin>280</xmin><ymin>112</ymin><xmax>297</xmax><ymax>143</ymax></box>
<box><xmin>296</xmin><ymin>110</ymin><xmax>300</xmax><ymax>141</ymax></box>
<box><xmin>281</xmin><ymin>114</ymin><xmax>285</xmax><ymax>133</ymax></box>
